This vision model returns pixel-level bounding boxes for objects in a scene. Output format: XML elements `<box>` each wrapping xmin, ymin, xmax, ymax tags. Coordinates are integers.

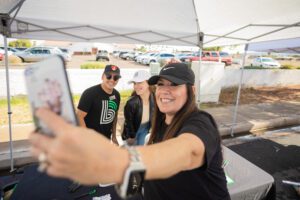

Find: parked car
<box><xmin>155</xmin><ymin>53</ymin><xmax>175</xmax><ymax>64</ymax></box>
<box><xmin>112</xmin><ymin>51</ymin><xmax>120</xmax><ymax>57</ymax></box>
<box><xmin>122</xmin><ymin>52</ymin><xmax>136</xmax><ymax>60</ymax></box>
<box><xmin>96</xmin><ymin>50</ymin><xmax>109</xmax><ymax>61</ymax></box>
<box><xmin>190</xmin><ymin>51</ymin><xmax>232</xmax><ymax>66</ymax></box>
<box><xmin>141</xmin><ymin>53</ymin><xmax>175</xmax><ymax>65</ymax></box>
<box><xmin>59</xmin><ymin>48</ymin><xmax>71</xmax><ymax>55</ymax></box>
<box><xmin>141</xmin><ymin>53</ymin><xmax>159</xmax><ymax>65</ymax></box>
<box><xmin>219</xmin><ymin>52</ymin><xmax>232</xmax><ymax>66</ymax></box>
<box><xmin>59</xmin><ymin>48</ymin><xmax>72</xmax><ymax>61</ymax></box>
<box><xmin>175</xmin><ymin>53</ymin><xmax>194</xmax><ymax>62</ymax></box>
<box><xmin>123</xmin><ymin>52</ymin><xmax>142</xmax><ymax>60</ymax></box>
<box><xmin>119</xmin><ymin>51</ymin><xmax>130</xmax><ymax>59</ymax></box>
<box><xmin>136</xmin><ymin>52</ymin><xmax>155</xmax><ymax>63</ymax></box>
<box><xmin>0</xmin><ymin>53</ymin><xmax>3</xmax><ymax>61</ymax></box>
<box><xmin>15</xmin><ymin>47</ymin><xmax>28</xmax><ymax>51</ymax></box>
<box><xmin>250</xmin><ymin>57</ymin><xmax>281</xmax><ymax>68</ymax></box>
<box><xmin>14</xmin><ymin>47</ymin><xmax>70</xmax><ymax>62</ymax></box>
<box><xmin>0</xmin><ymin>47</ymin><xmax>18</xmax><ymax>56</ymax></box>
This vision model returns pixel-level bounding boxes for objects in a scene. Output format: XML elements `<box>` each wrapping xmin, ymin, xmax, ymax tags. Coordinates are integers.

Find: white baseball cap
<box><xmin>128</xmin><ymin>70</ymin><xmax>151</xmax><ymax>84</ymax></box>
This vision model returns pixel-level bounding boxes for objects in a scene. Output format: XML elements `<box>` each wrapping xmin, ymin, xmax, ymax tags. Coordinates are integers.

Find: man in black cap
<box><xmin>77</xmin><ymin>64</ymin><xmax>121</xmax><ymax>145</ymax></box>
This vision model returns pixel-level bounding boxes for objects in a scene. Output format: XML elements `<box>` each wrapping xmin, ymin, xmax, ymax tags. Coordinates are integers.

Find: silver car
<box><xmin>250</xmin><ymin>57</ymin><xmax>281</xmax><ymax>68</ymax></box>
<box><xmin>15</xmin><ymin>47</ymin><xmax>71</xmax><ymax>62</ymax></box>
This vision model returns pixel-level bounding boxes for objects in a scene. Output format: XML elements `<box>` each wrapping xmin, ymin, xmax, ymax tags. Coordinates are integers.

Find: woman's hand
<box><xmin>29</xmin><ymin>108</ymin><xmax>129</xmax><ymax>185</ymax></box>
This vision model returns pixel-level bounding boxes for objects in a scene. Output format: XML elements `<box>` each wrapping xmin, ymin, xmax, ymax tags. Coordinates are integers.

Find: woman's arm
<box><xmin>30</xmin><ymin>108</ymin><xmax>205</xmax><ymax>184</ymax></box>
<box><xmin>138</xmin><ymin>133</ymin><xmax>205</xmax><ymax>179</ymax></box>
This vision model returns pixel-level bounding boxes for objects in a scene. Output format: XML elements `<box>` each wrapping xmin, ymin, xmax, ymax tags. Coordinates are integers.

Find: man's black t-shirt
<box><xmin>77</xmin><ymin>84</ymin><xmax>120</xmax><ymax>139</ymax></box>
<box><xmin>144</xmin><ymin>110</ymin><xmax>230</xmax><ymax>200</ymax></box>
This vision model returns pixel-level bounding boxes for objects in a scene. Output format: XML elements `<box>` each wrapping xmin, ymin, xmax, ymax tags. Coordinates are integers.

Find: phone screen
<box><xmin>24</xmin><ymin>55</ymin><xmax>78</xmax><ymax>136</ymax></box>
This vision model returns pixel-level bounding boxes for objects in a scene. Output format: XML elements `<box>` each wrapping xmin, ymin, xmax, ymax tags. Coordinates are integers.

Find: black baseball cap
<box><xmin>104</xmin><ymin>64</ymin><xmax>120</xmax><ymax>75</ymax></box>
<box><xmin>148</xmin><ymin>63</ymin><xmax>195</xmax><ymax>85</ymax></box>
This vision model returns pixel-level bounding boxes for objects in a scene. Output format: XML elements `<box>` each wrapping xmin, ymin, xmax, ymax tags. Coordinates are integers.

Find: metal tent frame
<box><xmin>1</xmin><ymin>0</ymin><xmax>25</xmax><ymax>171</ymax></box>
<box><xmin>1</xmin><ymin>0</ymin><xmax>300</xmax><ymax>170</ymax></box>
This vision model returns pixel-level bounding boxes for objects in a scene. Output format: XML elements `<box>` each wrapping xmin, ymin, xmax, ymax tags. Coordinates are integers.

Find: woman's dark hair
<box><xmin>148</xmin><ymin>84</ymin><xmax>197</xmax><ymax>144</ymax></box>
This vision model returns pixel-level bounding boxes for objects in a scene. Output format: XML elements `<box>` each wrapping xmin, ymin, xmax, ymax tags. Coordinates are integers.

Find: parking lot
<box><xmin>1</xmin><ymin>53</ymin><xmax>299</xmax><ymax>70</ymax></box>
<box><xmin>0</xmin><ymin>54</ymin><xmax>149</xmax><ymax>69</ymax></box>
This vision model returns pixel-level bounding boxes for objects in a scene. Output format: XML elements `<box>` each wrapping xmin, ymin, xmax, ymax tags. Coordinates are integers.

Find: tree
<box><xmin>203</xmin><ymin>46</ymin><xmax>223</xmax><ymax>51</ymax></box>
<box><xmin>135</xmin><ymin>46</ymin><xmax>147</xmax><ymax>52</ymax></box>
<box><xmin>9</xmin><ymin>39</ymin><xmax>32</xmax><ymax>48</ymax></box>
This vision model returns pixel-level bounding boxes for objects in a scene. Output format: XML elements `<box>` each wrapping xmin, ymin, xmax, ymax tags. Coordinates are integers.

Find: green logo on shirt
<box><xmin>108</xmin><ymin>100</ymin><xmax>118</xmax><ymax>111</ymax></box>
<box><xmin>100</xmin><ymin>100</ymin><xmax>117</xmax><ymax>125</ymax></box>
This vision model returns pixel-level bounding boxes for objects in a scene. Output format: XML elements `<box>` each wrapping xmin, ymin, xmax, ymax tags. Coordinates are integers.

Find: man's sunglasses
<box><xmin>105</xmin><ymin>74</ymin><xmax>121</xmax><ymax>81</ymax></box>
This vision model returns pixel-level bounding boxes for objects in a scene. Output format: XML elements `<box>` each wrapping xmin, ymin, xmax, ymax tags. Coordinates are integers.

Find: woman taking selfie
<box><xmin>30</xmin><ymin>63</ymin><xmax>230</xmax><ymax>200</ymax></box>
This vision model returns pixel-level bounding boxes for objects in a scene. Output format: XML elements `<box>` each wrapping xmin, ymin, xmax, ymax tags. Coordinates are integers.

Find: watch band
<box><xmin>115</xmin><ymin>146</ymin><xmax>146</xmax><ymax>199</ymax></box>
<box><xmin>127</xmin><ymin>146</ymin><xmax>143</xmax><ymax>163</ymax></box>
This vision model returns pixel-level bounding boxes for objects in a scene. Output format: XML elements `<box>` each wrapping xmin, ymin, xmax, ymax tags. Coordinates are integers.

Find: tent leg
<box><xmin>230</xmin><ymin>44</ymin><xmax>249</xmax><ymax>137</ymax></box>
<box><xmin>195</xmin><ymin>48</ymin><xmax>202</xmax><ymax>107</ymax></box>
<box><xmin>196</xmin><ymin>32</ymin><xmax>204</xmax><ymax>107</ymax></box>
<box><xmin>3</xmin><ymin>35</ymin><xmax>15</xmax><ymax>171</ymax></box>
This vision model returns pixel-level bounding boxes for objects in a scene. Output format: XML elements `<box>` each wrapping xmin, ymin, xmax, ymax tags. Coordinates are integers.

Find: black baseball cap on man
<box><xmin>148</xmin><ymin>63</ymin><xmax>195</xmax><ymax>85</ymax></box>
<box><xmin>104</xmin><ymin>64</ymin><xmax>121</xmax><ymax>76</ymax></box>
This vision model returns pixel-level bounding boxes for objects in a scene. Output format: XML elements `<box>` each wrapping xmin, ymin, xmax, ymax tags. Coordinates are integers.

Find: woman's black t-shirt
<box><xmin>144</xmin><ymin>110</ymin><xmax>230</xmax><ymax>200</ymax></box>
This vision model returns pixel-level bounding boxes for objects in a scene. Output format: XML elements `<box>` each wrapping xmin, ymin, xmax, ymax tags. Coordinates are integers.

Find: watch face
<box><xmin>126</xmin><ymin>170</ymin><xmax>146</xmax><ymax>197</ymax></box>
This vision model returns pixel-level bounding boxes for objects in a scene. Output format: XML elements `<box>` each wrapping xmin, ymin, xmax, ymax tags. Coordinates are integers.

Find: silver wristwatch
<box><xmin>115</xmin><ymin>146</ymin><xmax>146</xmax><ymax>199</ymax></box>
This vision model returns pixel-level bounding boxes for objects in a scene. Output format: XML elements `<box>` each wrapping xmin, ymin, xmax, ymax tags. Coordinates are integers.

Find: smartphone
<box><xmin>24</xmin><ymin>55</ymin><xmax>78</xmax><ymax>136</ymax></box>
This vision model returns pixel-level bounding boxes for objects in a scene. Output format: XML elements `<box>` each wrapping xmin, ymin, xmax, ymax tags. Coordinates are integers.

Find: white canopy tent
<box><xmin>248</xmin><ymin>37</ymin><xmax>300</xmax><ymax>53</ymax></box>
<box><xmin>1</xmin><ymin>0</ymin><xmax>300</xmax><ymax>46</ymax></box>
<box><xmin>1</xmin><ymin>0</ymin><xmax>300</xmax><ymax>170</ymax></box>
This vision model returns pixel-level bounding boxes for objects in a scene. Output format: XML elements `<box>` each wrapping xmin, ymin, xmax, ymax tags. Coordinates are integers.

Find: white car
<box><xmin>0</xmin><ymin>47</ymin><xmax>19</xmax><ymax>56</ymax></box>
<box><xmin>136</xmin><ymin>53</ymin><xmax>156</xmax><ymax>64</ymax></box>
<box><xmin>251</xmin><ymin>57</ymin><xmax>281</xmax><ymax>68</ymax></box>
<box><xmin>142</xmin><ymin>53</ymin><xmax>159</xmax><ymax>65</ymax></box>
<box><xmin>15</xmin><ymin>47</ymin><xmax>70</xmax><ymax>62</ymax></box>
<box><xmin>155</xmin><ymin>53</ymin><xmax>175</xmax><ymax>64</ymax></box>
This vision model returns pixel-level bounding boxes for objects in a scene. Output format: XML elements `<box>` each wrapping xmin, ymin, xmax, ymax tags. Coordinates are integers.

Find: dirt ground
<box><xmin>1</xmin><ymin>85</ymin><xmax>300</xmax><ymax>126</ymax></box>
<box><xmin>219</xmin><ymin>85</ymin><xmax>300</xmax><ymax>105</ymax></box>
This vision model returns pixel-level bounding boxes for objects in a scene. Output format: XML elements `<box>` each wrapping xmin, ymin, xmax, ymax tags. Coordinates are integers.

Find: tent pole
<box><xmin>230</xmin><ymin>44</ymin><xmax>249</xmax><ymax>137</ymax></box>
<box><xmin>195</xmin><ymin>28</ymin><xmax>204</xmax><ymax>107</ymax></box>
<box><xmin>3</xmin><ymin>36</ymin><xmax>15</xmax><ymax>171</ymax></box>
<box><xmin>191</xmin><ymin>0</ymin><xmax>203</xmax><ymax>107</ymax></box>
<box><xmin>196</xmin><ymin>46</ymin><xmax>203</xmax><ymax>107</ymax></box>
<box><xmin>1</xmin><ymin>0</ymin><xmax>26</xmax><ymax>172</ymax></box>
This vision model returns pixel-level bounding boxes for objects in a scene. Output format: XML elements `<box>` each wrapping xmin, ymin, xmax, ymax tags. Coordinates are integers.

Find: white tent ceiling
<box><xmin>1</xmin><ymin>0</ymin><xmax>300</xmax><ymax>47</ymax></box>
<box><xmin>248</xmin><ymin>37</ymin><xmax>300</xmax><ymax>53</ymax></box>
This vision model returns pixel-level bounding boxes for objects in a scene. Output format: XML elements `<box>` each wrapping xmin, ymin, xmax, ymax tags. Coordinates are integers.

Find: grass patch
<box><xmin>0</xmin><ymin>95</ymin><xmax>28</xmax><ymax>106</ymax></box>
<box><xmin>120</xmin><ymin>90</ymin><xmax>133</xmax><ymax>99</ymax></box>
<box><xmin>0</xmin><ymin>95</ymin><xmax>31</xmax><ymax>125</ymax></box>
<box><xmin>80</xmin><ymin>62</ymin><xmax>106</xmax><ymax>69</ymax></box>
<box><xmin>0</xmin><ymin>89</ymin><xmax>134</xmax><ymax>126</ymax></box>
<box><xmin>243</xmin><ymin>66</ymin><xmax>278</xmax><ymax>69</ymax></box>
<box><xmin>244</xmin><ymin>65</ymin><xmax>300</xmax><ymax>70</ymax></box>
<box><xmin>280</xmin><ymin>64</ymin><xmax>300</xmax><ymax>69</ymax></box>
